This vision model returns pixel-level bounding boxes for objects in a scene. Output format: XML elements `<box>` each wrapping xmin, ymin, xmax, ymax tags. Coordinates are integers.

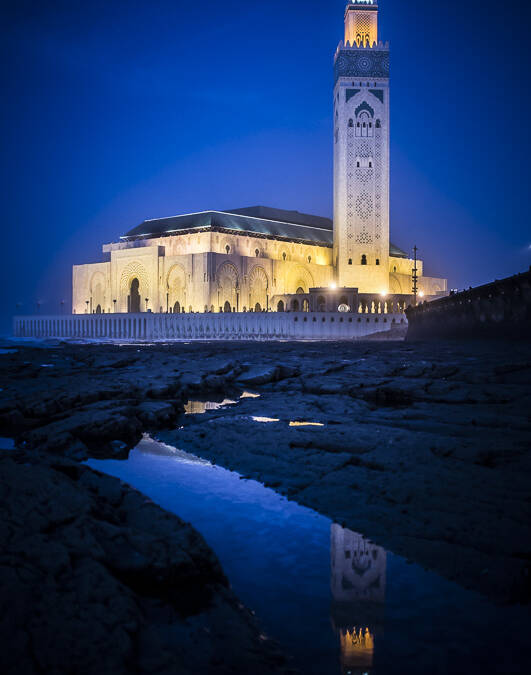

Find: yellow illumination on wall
<box><xmin>344</xmin><ymin>4</ymin><xmax>378</xmax><ymax>48</ymax></box>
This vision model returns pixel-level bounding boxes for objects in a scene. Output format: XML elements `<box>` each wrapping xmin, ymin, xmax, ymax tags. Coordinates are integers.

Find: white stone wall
<box><xmin>74</xmin><ymin>233</ymin><xmax>334</xmax><ymax>315</ymax></box>
<box><xmin>14</xmin><ymin>311</ymin><xmax>407</xmax><ymax>342</ymax></box>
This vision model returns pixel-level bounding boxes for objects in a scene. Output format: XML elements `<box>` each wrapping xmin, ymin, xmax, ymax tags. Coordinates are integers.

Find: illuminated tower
<box><xmin>333</xmin><ymin>1</ymin><xmax>390</xmax><ymax>293</ymax></box>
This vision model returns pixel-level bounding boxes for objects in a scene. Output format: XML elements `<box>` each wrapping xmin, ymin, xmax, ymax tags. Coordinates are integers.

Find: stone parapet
<box><xmin>13</xmin><ymin>311</ymin><xmax>407</xmax><ymax>342</ymax></box>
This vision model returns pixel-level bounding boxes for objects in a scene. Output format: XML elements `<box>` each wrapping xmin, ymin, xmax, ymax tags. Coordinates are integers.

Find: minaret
<box><xmin>333</xmin><ymin>1</ymin><xmax>390</xmax><ymax>294</ymax></box>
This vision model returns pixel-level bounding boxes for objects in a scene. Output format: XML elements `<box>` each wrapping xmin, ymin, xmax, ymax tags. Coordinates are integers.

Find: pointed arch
<box><xmin>119</xmin><ymin>262</ymin><xmax>149</xmax><ymax>313</ymax></box>
<box><xmin>248</xmin><ymin>265</ymin><xmax>269</xmax><ymax>313</ymax></box>
<box><xmin>217</xmin><ymin>262</ymin><xmax>239</xmax><ymax>313</ymax></box>
<box><xmin>288</xmin><ymin>265</ymin><xmax>314</xmax><ymax>295</ymax></box>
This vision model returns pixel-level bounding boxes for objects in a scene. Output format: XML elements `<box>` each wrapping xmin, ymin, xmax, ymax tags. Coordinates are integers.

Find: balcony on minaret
<box><xmin>344</xmin><ymin>0</ymin><xmax>379</xmax><ymax>48</ymax></box>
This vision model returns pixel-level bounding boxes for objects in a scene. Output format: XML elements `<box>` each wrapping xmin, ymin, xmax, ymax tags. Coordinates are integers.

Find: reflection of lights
<box><xmin>240</xmin><ymin>391</ymin><xmax>260</xmax><ymax>399</ymax></box>
<box><xmin>330</xmin><ymin>281</ymin><xmax>337</xmax><ymax>290</ymax></box>
<box><xmin>251</xmin><ymin>416</ymin><xmax>280</xmax><ymax>423</ymax></box>
<box><xmin>185</xmin><ymin>399</ymin><xmax>237</xmax><ymax>414</ymax></box>
<box><xmin>289</xmin><ymin>421</ymin><xmax>324</xmax><ymax>427</ymax></box>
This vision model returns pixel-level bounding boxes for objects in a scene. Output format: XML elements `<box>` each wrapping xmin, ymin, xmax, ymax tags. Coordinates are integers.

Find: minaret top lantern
<box><xmin>344</xmin><ymin>1</ymin><xmax>379</xmax><ymax>48</ymax></box>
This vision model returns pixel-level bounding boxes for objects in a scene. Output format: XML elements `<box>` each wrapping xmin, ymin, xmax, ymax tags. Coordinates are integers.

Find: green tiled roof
<box><xmin>122</xmin><ymin>206</ymin><xmax>409</xmax><ymax>258</ymax></box>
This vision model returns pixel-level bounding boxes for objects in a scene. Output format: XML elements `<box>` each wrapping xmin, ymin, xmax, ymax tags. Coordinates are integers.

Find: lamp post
<box><xmin>113</xmin><ymin>299</ymin><xmax>117</xmax><ymax>313</ymax></box>
<box><xmin>412</xmin><ymin>246</ymin><xmax>419</xmax><ymax>307</ymax></box>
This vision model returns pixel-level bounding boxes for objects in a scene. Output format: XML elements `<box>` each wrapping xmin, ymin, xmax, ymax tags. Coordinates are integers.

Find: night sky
<box><xmin>1</xmin><ymin>0</ymin><xmax>530</xmax><ymax>328</ymax></box>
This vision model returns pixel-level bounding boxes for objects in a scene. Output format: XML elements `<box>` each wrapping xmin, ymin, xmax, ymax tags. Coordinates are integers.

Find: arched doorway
<box><xmin>173</xmin><ymin>301</ymin><xmax>180</xmax><ymax>314</ymax></box>
<box><xmin>129</xmin><ymin>278</ymin><xmax>140</xmax><ymax>313</ymax></box>
<box><xmin>95</xmin><ymin>304</ymin><xmax>102</xmax><ymax>314</ymax></box>
<box><xmin>223</xmin><ymin>301</ymin><xmax>232</xmax><ymax>313</ymax></box>
<box><xmin>255</xmin><ymin>303</ymin><xmax>262</xmax><ymax>312</ymax></box>
<box><xmin>291</xmin><ymin>299</ymin><xmax>300</xmax><ymax>311</ymax></box>
<box><xmin>277</xmin><ymin>300</ymin><xmax>285</xmax><ymax>312</ymax></box>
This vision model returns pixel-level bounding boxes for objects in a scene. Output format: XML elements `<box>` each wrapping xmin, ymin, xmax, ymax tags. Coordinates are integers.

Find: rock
<box><xmin>136</xmin><ymin>401</ymin><xmax>176</xmax><ymax>426</ymax></box>
<box><xmin>0</xmin><ymin>452</ymin><xmax>292</xmax><ymax>675</ymax></box>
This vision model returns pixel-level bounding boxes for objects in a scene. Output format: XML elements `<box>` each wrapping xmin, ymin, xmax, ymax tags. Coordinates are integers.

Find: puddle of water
<box><xmin>289</xmin><ymin>421</ymin><xmax>325</xmax><ymax>427</ymax></box>
<box><xmin>0</xmin><ymin>437</ymin><xmax>15</xmax><ymax>450</ymax></box>
<box><xmin>184</xmin><ymin>399</ymin><xmax>238</xmax><ymax>414</ymax></box>
<box><xmin>88</xmin><ymin>436</ymin><xmax>531</xmax><ymax>675</ymax></box>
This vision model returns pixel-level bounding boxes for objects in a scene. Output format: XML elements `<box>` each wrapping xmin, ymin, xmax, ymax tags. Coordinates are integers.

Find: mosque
<box><xmin>72</xmin><ymin>1</ymin><xmax>446</xmax><ymax>316</ymax></box>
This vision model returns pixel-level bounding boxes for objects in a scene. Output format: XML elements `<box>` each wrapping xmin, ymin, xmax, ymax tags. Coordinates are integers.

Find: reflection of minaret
<box><xmin>330</xmin><ymin>524</ymin><xmax>386</xmax><ymax>675</ymax></box>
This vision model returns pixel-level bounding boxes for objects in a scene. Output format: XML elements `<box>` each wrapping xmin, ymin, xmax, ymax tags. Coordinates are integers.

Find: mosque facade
<box><xmin>72</xmin><ymin>1</ymin><xmax>446</xmax><ymax>316</ymax></box>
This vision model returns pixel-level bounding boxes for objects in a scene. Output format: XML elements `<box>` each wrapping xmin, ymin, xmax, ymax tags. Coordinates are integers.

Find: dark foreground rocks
<box><xmin>0</xmin><ymin>451</ymin><xmax>292</xmax><ymax>675</ymax></box>
<box><xmin>1</xmin><ymin>339</ymin><xmax>531</xmax><ymax>609</ymax></box>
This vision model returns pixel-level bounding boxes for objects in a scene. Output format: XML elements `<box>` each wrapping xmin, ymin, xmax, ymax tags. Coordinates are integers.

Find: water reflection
<box><xmin>331</xmin><ymin>524</ymin><xmax>386</xmax><ymax>675</ymax></box>
<box><xmin>87</xmin><ymin>437</ymin><xmax>531</xmax><ymax>675</ymax></box>
<box><xmin>290</xmin><ymin>421</ymin><xmax>325</xmax><ymax>427</ymax></box>
<box><xmin>184</xmin><ymin>399</ymin><xmax>237</xmax><ymax>414</ymax></box>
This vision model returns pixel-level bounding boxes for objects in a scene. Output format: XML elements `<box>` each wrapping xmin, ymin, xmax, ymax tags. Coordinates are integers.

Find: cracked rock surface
<box><xmin>1</xmin><ymin>339</ymin><xmax>530</xmax><ymax>618</ymax></box>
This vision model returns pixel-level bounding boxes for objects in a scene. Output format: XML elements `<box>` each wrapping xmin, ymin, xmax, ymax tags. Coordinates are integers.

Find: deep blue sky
<box><xmin>1</xmin><ymin>0</ymin><xmax>530</xmax><ymax>325</ymax></box>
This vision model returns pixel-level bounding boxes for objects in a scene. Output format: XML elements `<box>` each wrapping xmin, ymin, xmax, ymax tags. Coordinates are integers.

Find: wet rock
<box><xmin>0</xmin><ymin>452</ymin><xmax>292</xmax><ymax>675</ymax></box>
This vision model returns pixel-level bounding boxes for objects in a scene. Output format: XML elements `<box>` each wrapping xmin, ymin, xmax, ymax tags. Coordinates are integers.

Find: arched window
<box><xmin>282</xmin><ymin>252</ymin><xmax>287</xmax><ymax>261</ymax></box>
<box><xmin>277</xmin><ymin>300</ymin><xmax>285</xmax><ymax>312</ymax></box>
<box><xmin>129</xmin><ymin>278</ymin><xmax>140</xmax><ymax>313</ymax></box>
<box><xmin>348</xmin><ymin>258</ymin><xmax>353</xmax><ymax>265</ymax></box>
<box><xmin>369</xmin><ymin>161</ymin><xmax>372</xmax><ymax>168</ymax></box>
<box><xmin>223</xmin><ymin>301</ymin><xmax>231</xmax><ymax>313</ymax></box>
<box><xmin>348</xmin><ymin>119</ymin><xmax>354</xmax><ymax>127</ymax></box>
<box><xmin>376</xmin><ymin>119</ymin><xmax>381</xmax><ymax>128</ymax></box>
<box><xmin>255</xmin><ymin>249</ymin><xmax>260</xmax><ymax>257</ymax></box>
<box><xmin>376</xmin><ymin>258</ymin><xmax>380</xmax><ymax>266</ymax></box>
<box><xmin>307</xmin><ymin>255</ymin><xmax>312</xmax><ymax>263</ymax></box>
<box><xmin>361</xmin><ymin>254</ymin><xmax>367</xmax><ymax>265</ymax></box>
<box><xmin>393</xmin><ymin>266</ymin><xmax>397</xmax><ymax>273</ymax></box>
<box><xmin>225</xmin><ymin>245</ymin><xmax>230</xmax><ymax>254</ymax></box>
<box><xmin>255</xmin><ymin>303</ymin><xmax>261</xmax><ymax>312</ymax></box>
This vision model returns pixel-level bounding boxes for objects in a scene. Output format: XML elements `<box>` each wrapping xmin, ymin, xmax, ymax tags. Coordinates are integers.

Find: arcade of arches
<box><xmin>72</xmin><ymin>207</ymin><xmax>446</xmax><ymax>314</ymax></box>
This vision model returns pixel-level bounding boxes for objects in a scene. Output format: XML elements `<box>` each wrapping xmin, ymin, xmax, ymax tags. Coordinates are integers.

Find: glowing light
<box><xmin>380</xmin><ymin>291</ymin><xmax>387</xmax><ymax>298</ymax></box>
<box><xmin>240</xmin><ymin>391</ymin><xmax>260</xmax><ymax>399</ymax></box>
<box><xmin>330</xmin><ymin>282</ymin><xmax>337</xmax><ymax>290</ymax></box>
<box><xmin>251</xmin><ymin>416</ymin><xmax>280</xmax><ymax>423</ymax></box>
<box><xmin>419</xmin><ymin>291</ymin><xmax>425</xmax><ymax>298</ymax></box>
<box><xmin>289</xmin><ymin>421</ymin><xmax>325</xmax><ymax>427</ymax></box>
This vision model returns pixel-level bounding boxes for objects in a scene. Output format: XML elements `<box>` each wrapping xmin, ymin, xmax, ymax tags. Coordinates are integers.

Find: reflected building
<box><xmin>330</xmin><ymin>523</ymin><xmax>387</xmax><ymax>675</ymax></box>
<box><xmin>184</xmin><ymin>399</ymin><xmax>236</xmax><ymax>414</ymax></box>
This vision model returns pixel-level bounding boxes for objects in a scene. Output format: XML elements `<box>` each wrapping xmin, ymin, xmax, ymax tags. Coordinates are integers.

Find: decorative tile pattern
<box><xmin>369</xmin><ymin>89</ymin><xmax>384</xmax><ymax>103</ymax></box>
<box><xmin>335</xmin><ymin>50</ymin><xmax>390</xmax><ymax>82</ymax></box>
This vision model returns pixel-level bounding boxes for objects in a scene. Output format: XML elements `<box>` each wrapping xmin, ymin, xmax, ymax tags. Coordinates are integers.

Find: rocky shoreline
<box><xmin>1</xmin><ymin>338</ymin><xmax>531</xmax><ymax>670</ymax></box>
